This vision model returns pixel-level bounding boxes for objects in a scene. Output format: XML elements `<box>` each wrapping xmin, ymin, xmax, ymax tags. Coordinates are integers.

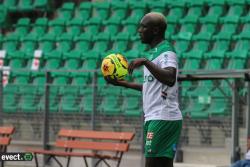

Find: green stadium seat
<box><xmin>204</xmin><ymin>40</ymin><xmax>230</xmax><ymax>66</ymax></box>
<box><xmin>3</xmin><ymin>94</ymin><xmax>18</xmax><ymax>113</ymax></box>
<box><xmin>73</xmin><ymin>33</ymin><xmax>91</xmax><ymax>51</ymax></box>
<box><xmin>30</xmin><ymin>18</ymin><xmax>48</xmax><ymax>37</ymax></box>
<box><xmin>219</xmin><ymin>2</ymin><xmax>244</xmax><ymax>23</ymax></box>
<box><xmin>18</xmin><ymin>0</ymin><xmax>33</xmax><ymax>11</ymax></box>
<box><xmin>172</xmin><ymin>23</ymin><xmax>196</xmax><ymax>40</ymax></box>
<box><xmin>103</xmin><ymin>18</ymin><xmax>120</xmax><ymax>35</ymax></box>
<box><xmin>110</xmin><ymin>1</ymin><xmax>129</xmax><ymax>21</ymax></box>
<box><xmin>61</xmin><ymin>93</ymin><xmax>81</xmax><ymax>113</ymax></box>
<box><xmin>132</xmin><ymin>70</ymin><xmax>143</xmax><ymax>83</ymax></box>
<box><xmin>183</xmin><ymin>40</ymin><xmax>210</xmax><ymax>57</ymax></box>
<box><xmin>147</xmin><ymin>1</ymin><xmax>166</xmax><ymax>13</ymax></box>
<box><xmin>123</xmin><ymin>49</ymin><xmax>140</xmax><ymax>62</ymax></box>
<box><xmin>33</xmin><ymin>0</ymin><xmax>50</xmax><ymax>10</ymax></box>
<box><xmin>92</xmin><ymin>32</ymin><xmax>110</xmax><ymax>52</ymax></box>
<box><xmin>63</xmin><ymin>50</ymin><xmax>82</xmax><ymax>70</ymax></box>
<box><xmin>56</xmin><ymin>33</ymin><xmax>73</xmax><ymax>52</ymax></box>
<box><xmin>7</xmin><ymin>51</ymin><xmax>27</xmax><ymax>70</ymax></box>
<box><xmin>121</xmin><ymin>16</ymin><xmax>140</xmax><ymax>35</ymax></box>
<box><xmin>209</xmin><ymin>80</ymin><xmax>232</xmax><ymax>97</ymax></box>
<box><xmin>181</xmin><ymin>50</ymin><xmax>203</xmax><ymax>70</ymax></box>
<box><xmin>71</xmin><ymin>73</ymin><xmax>89</xmax><ymax>87</ymax></box>
<box><xmin>42</xmin><ymin>50</ymin><xmax>62</xmax><ymax>70</ymax></box>
<box><xmin>2</xmin><ymin>34</ymin><xmax>19</xmax><ymax>53</ymax></box>
<box><xmin>57</xmin><ymin>2</ymin><xmax>75</xmax><ymax>21</ymax></box>
<box><xmin>100</xmin><ymin>87</ymin><xmax>122</xmax><ymax>115</ymax></box>
<box><xmin>207</xmin><ymin>98</ymin><xmax>228</xmax><ymax>117</ymax></box>
<box><xmin>226</xmin><ymin>40</ymin><xmax>249</xmax><ymax>60</ymax></box>
<box><xmin>84</xmin><ymin>17</ymin><xmax>102</xmax><ymax>35</ymax></box>
<box><xmin>166</xmin><ymin>4</ymin><xmax>185</xmax><ymax>24</ymax></box>
<box><xmin>0</xmin><ymin>5</ymin><xmax>7</xmax><ymax>28</ymax></box>
<box><xmin>92</xmin><ymin>2</ymin><xmax>110</xmax><ymax>20</ymax></box>
<box><xmin>10</xmin><ymin>71</ymin><xmax>30</xmax><ymax>84</ymax></box>
<box><xmin>81</xmin><ymin>50</ymin><xmax>100</xmax><ymax>70</ymax></box>
<box><xmin>199</xmin><ymin>3</ymin><xmax>224</xmax><ymax>24</ymax></box>
<box><xmin>51</xmin><ymin>72</ymin><xmax>70</xmax><ymax>85</ymax></box>
<box><xmin>130</xmin><ymin>36</ymin><xmax>147</xmax><ymax>52</ymax></box>
<box><xmin>19</xmin><ymin>92</ymin><xmax>40</xmax><ymax>113</ymax></box>
<box><xmin>66</xmin><ymin>18</ymin><xmax>83</xmax><ymax>37</ymax></box>
<box><xmin>20</xmin><ymin>34</ymin><xmax>38</xmax><ymax>55</ymax></box>
<box><xmin>128</xmin><ymin>1</ymin><xmax>147</xmax><ymax>19</ymax></box>
<box><xmin>213</xmin><ymin>23</ymin><xmax>237</xmax><ymax>40</ymax></box>
<box><xmin>203</xmin><ymin>53</ymin><xmax>224</xmax><ymax>70</ymax></box>
<box><xmin>38</xmin><ymin>34</ymin><xmax>56</xmax><ymax>53</ymax></box>
<box><xmin>122</xmin><ymin>89</ymin><xmax>142</xmax><ymax>117</ymax></box>
<box><xmin>82</xmin><ymin>94</ymin><xmax>94</xmax><ymax>114</ymax></box>
<box><xmin>48</xmin><ymin>19</ymin><xmax>66</xmax><ymax>36</ymax></box>
<box><xmin>75</xmin><ymin>2</ymin><xmax>92</xmax><ymax>21</ymax></box>
<box><xmin>13</xmin><ymin>18</ymin><xmax>31</xmax><ymax>37</ymax></box>
<box><xmin>186</xmin><ymin>81</ymin><xmax>214</xmax><ymax>97</ymax></box>
<box><xmin>3</xmin><ymin>0</ymin><xmax>17</xmax><ymax>11</ymax></box>
<box><xmin>192</xmin><ymin>23</ymin><xmax>216</xmax><ymax>40</ymax></box>
<box><xmin>233</xmin><ymin>23</ymin><xmax>250</xmax><ymax>40</ymax></box>
<box><xmin>111</xmin><ymin>32</ymin><xmax>130</xmax><ymax>52</ymax></box>
<box><xmin>173</xmin><ymin>38</ymin><xmax>191</xmax><ymax>57</ymax></box>
<box><xmin>179</xmin><ymin>5</ymin><xmax>203</xmax><ymax>23</ymax></box>
<box><xmin>165</xmin><ymin>23</ymin><xmax>177</xmax><ymax>39</ymax></box>
<box><xmin>31</xmin><ymin>72</ymin><xmax>46</xmax><ymax>94</ymax></box>
<box><xmin>38</xmin><ymin>94</ymin><xmax>60</xmax><ymax>113</ymax></box>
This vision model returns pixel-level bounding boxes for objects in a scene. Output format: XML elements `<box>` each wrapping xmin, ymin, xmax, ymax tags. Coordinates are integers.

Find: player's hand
<box><xmin>128</xmin><ymin>58</ymin><xmax>147</xmax><ymax>75</ymax></box>
<box><xmin>104</xmin><ymin>76</ymin><xmax>125</xmax><ymax>86</ymax></box>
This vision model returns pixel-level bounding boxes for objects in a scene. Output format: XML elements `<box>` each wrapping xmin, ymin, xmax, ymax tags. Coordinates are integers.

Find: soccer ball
<box><xmin>101</xmin><ymin>53</ymin><xmax>128</xmax><ymax>80</ymax></box>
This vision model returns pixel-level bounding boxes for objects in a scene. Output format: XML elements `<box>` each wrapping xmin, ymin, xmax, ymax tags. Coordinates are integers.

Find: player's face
<box><xmin>138</xmin><ymin>17</ymin><xmax>154</xmax><ymax>44</ymax></box>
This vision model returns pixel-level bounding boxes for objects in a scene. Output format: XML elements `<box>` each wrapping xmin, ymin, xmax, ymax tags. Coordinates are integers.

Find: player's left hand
<box><xmin>128</xmin><ymin>58</ymin><xmax>147</xmax><ymax>75</ymax></box>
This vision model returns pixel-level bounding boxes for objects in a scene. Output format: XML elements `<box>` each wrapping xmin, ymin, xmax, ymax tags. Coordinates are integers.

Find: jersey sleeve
<box><xmin>159</xmin><ymin>51</ymin><xmax>178</xmax><ymax>69</ymax></box>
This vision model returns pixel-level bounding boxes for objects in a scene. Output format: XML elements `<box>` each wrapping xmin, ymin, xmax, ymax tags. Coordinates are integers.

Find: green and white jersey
<box><xmin>143</xmin><ymin>40</ymin><xmax>182</xmax><ymax>121</ymax></box>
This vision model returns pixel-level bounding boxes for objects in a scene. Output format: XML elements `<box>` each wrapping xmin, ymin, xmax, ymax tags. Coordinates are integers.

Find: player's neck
<box><xmin>149</xmin><ymin>37</ymin><xmax>164</xmax><ymax>49</ymax></box>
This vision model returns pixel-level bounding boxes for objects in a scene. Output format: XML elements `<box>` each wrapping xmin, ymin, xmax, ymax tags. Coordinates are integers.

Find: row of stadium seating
<box><xmin>0</xmin><ymin>0</ymin><xmax>242</xmax><ymax>119</ymax></box>
<box><xmin>2</xmin><ymin>0</ymin><xmax>50</xmax><ymax>11</ymax></box>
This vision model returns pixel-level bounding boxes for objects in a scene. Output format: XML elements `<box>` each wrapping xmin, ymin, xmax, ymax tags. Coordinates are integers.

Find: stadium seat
<box><xmin>92</xmin><ymin>2</ymin><xmax>110</xmax><ymax>20</ymax></box>
<box><xmin>7</xmin><ymin>51</ymin><xmax>27</xmax><ymax>70</ymax></box>
<box><xmin>179</xmin><ymin>4</ymin><xmax>203</xmax><ymax>23</ymax></box>
<box><xmin>209</xmin><ymin>80</ymin><xmax>232</xmax><ymax>97</ymax></box>
<box><xmin>100</xmin><ymin>87</ymin><xmax>122</xmax><ymax>115</ymax></box>
<box><xmin>0</xmin><ymin>5</ymin><xmax>7</xmax><ymax>28</ymax></box>
<box><xmin>71</xmin><ymin>72</ymin><xmax>89</xmax><ymax>87</ymax></box>
<box><xmin>173</xmin><ymin>38</ymin><xmax>191</xmax><ymax>57</ymax></box>
<box><xmin>3</xmin><ymin>0</ymin><xmax>17</xmax><ymax>11</ymax></box>
<box><xmin>192</xmin><ymin>23</ymin><xmax>217</xmax><ymax>40</ymax></box>
<box><xmin>66</xmin><ymin>18</ymin><xmax>83</xmax><ymax>37</ymax></box>
<box><xmin>111</xmin><ymin>32</ymin><xmax>130</xmax><ymax>52</ymax></box>
<box><xmin>199</xmin><ymin>1</ymin><xmax>224</xmax><ymax>24</ymax></box>
<box><xmin>75</xmin><ymin>2</ymin><xmax>92</xmax><ymax>21</ymax></box>
<box><xmin>103</xmin><ymin>18</ymin><xmax>120</xmax><ymax>35</ymax></box>
<box><xmin>123</xmin><ymin>49</ymin><xmax>140</xmax><ymax>62</ymax></box>
<box><xmin>110</xmin><ymin>1</ymin><xmax>129</xmax><ymax>21</ymax></box>
<box><xmin>219</xmin><ymin>1</ymin><xmax>244</xmax><ymax>23</ymax></box>
<box><xmin>130</xmin><ymin>36</ymin><xmax>147</xmax><ymax>52</ymax></box>
<box><xmin>147</xmin><ymin>1</ymin><xmax>166</xmax><ymax>13</ymax></box>
<box><xmin>73</xmin><ymin>33</ymin><xmax>92</xmax><ymax>51</ymax></box>
<box><xmin>63</xmin><ymin>50</ymin><xmax>82</xmax><ymax>70</ymax></box>
<box><xmin>183</xmin><ymin>40</ymin><xmax>210</xmax><ymax>58</ymax></box>
<box><xmin>13</xmin><ymin>18</ymin><xmax>31</xmax><ymax>37</ymax></box>
<box><xmin>92</xmin><ymin>32</ymin><xmax>110</xmax><ymax>52</ymax></box>
<box><xmin>213</xmin><ymin>23</ymin><xmax>237</xmax><ymax>40</ymax></box>
<box><xmin>122</xmin><ymin>89</ymin><xmax>142</xmax><ymax>117</ymax></box>
<box><xmin>31</xmin><ymin>72</ymin><xmax>46</xmax><ymax>95</ymax></box>
<box><xmin>56</xmin><ymin>33</ymin><xmax>73</xmax><ymax>52</ymax></box>
<box><xmin>48</xmin><ymin>19</ymin><xmax>66</xmax><ymax>36</ymax></box>
<box><xmin>20</xmin><ymin>34</ymin><xmax>38</xmax><ymax>55</ymax></box>
<box><xmin>51</xmin><ymin>72</ymin><xmax>70</xmax><ymax>85</ymax></box>
<box><xmin>33</xmin><ymin>0</ymin><xmax>50</xmax><ymax>10</ymax></box>
<box><xmin>38</xmin><ymin>34</ymin><xmax>56</xmax><ymax>53</ymax></box>
<box><xmin>81</xmin><ymin>50</ymin><xmax>100</xmax><ymax>70</ymax></box>
<box><xmin>128</xmin><ymin>1</ymin><xmax>147</xmax><ymax>20</ymax></box>
<box><xmin>82</xmin><ymin>93</ymin><xmax>93</xmax><ymax>114</ymax></box>
<box><xmin>30</xmin><ymin>18</ymin><xmax>49</xmax><ymax>37</ymax></box>
<box><xmin>233</xmin><ymin>23</ymin><xmax>250</xmax><ymax>40</ymax></box>
<box><xmin>42</xmin><ymin>50</ymin><xmax>62</xmax><ymax>70</ymax></box>
<box><xmin>83</xmin><ymin>17</ymin><xmax>102</xmax><ymax>35</ymax></box>
<box><xmin>17</xmin><ymin>0</ymin><xmax>33</xmax><ymax>11</ymax></box>
<box><xmin>207</xmin><ymin>98</ymin><xmax>229</xmax><ymax>117</ymax></box>
<box><xmin>3</xmin><ymin>94</ymin><xmax>18</xmax><ymax>113</ymax></box>
<box><xmin>166</xmin><ymin>3</ymin><xmax>185</xmax><ymax>24</ymax></box>
<box><xmin>172</xmin><ymin>23</ymin><xmax>196</xmax><ymax>40</ymax></box>
<box><xmin>10</xmin><ymin>71</ymin><xmax>30</xmax><ymax>85</ymax></box>
<box><xmin>2</xmin><ymin>34</ymin><xmax>19</xmax><ymax>53</ymax></box>
<box><xmin>121</xmin><ymin>16</ymin><xmax>140</xmax><ymax>35</ymax></box>
<box><xmin>186</xmin><ymin>81</ymin><xmax>214</xmax><ymax>97</ymax></box>
<box><xmin>61</xmin><ymin>94</ymin><xmax>81</xmax><ymax>113</ymax></box>
<box><xmin>19</xmin><ymin>91</ymin><xmax>40</xmax><ymax>113</ymax></box>
<box><xmin>181</xmin><ymin>50</ymin><xmax>203</xmax><ymax>70</ymax></box>
<box><xmin>57</xmin><ymin>2</ymin><xmax>75</xmax><ymax>21</ymax></box>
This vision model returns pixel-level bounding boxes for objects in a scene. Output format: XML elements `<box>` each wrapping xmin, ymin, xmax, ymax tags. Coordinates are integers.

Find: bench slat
<box><xmin>0</xmin><ymin>126</ymin><xmax>15</xmax><ymax>135</ymax></box>
<box><xmin>59</xmin><ymin>129</ymin><xmax>135</xmax><ymax>141</ymax></box>
<box><xmin>55</xmin><ymin>140</ymin><xmax>129</xmax><ymax>152</ymax></box>
<box><xmin>0</xmin><ymin>137</ymin><xmax>11</xmax><ymax>145</ymax></box>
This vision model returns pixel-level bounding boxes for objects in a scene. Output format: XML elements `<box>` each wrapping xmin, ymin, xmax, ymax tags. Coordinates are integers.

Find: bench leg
<box><xmin>51</xmin><ymin>156</ymin><xmax>63</xmax><ymax>167</ymax></box>
<box><xmin>94</xmin><ymin>159</ymin><xmax>111</xmax><ymax>167</ymax></box>
<box><xmin>34</xmin><ymin>153</ymin><xmax>39</xmax><ymax>167</ymax></box>
<box><xmin>83</xmin><ymin>157</ymin><xmax>88</xmax><ymax>167</ymax></box>
<box><xmin>66</xmin><ymin>156</ymin><xmax>71</xmax><ymax>167</ymax></box>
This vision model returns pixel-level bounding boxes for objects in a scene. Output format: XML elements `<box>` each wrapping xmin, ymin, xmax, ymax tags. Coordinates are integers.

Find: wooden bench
<box><xmin>0</xmin><ymin>126</ymin><xmax>15</xmax><ymax>167</ymax></box>
<box><xmin>27</xmin><ymin>129</ymin><xmax>135</xmax><ymax>167</ymax></box>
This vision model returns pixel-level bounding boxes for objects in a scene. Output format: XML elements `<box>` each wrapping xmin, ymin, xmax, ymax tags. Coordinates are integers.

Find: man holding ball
<box><xmin>105</xmin><ymin>12</ymin><xmax>183</xmax><ymax>167</ymax></box>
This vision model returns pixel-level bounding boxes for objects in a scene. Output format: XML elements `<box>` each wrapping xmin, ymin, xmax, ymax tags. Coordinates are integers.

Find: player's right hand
<box><xmin>104</xmin><ymin>76</ymin><xmax>128</xmax><ymax>87</ymax></box>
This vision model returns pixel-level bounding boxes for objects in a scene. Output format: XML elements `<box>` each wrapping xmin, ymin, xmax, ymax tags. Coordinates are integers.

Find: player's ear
<box><xmin>153</xmin><ymin>26</ymin><xmax>160</xmax><ymax>35</ymax></box>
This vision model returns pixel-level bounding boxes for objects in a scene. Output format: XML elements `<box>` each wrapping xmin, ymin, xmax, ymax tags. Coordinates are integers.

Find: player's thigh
<box><xmin>145</xmin><ymin>157</ymin><xmax>173</xmax><ymax>167</ymax></box>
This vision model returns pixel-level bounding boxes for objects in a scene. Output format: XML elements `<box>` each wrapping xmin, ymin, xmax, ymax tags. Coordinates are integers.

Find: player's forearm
<box><xmin>143</xmin><ymin>59</ymin><xmax>176</xmax><ymax>87</ymax></box>
<box><xmin>118</xmin><ymin>81</ymin><xmax>142</xmax><ymax>91</ymax></box>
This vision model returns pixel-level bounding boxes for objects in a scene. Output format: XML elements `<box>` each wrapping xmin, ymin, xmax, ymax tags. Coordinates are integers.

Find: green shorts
<box><xmin>144</xmin><ymin>120</ymin><xmax>182</xmax><ymax>158</ymax></box>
